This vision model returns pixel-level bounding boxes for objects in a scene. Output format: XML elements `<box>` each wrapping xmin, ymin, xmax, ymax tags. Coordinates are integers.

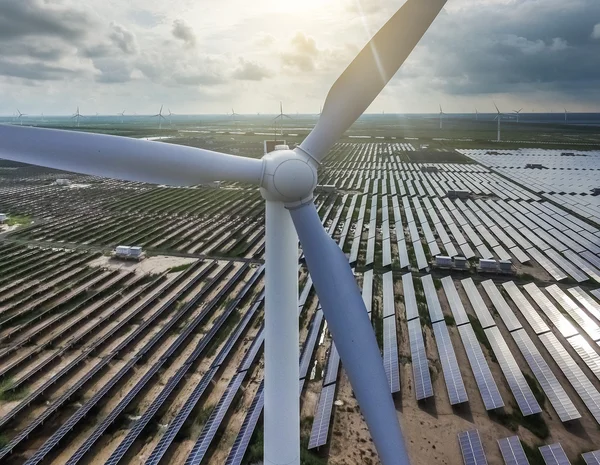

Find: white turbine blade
<box><xmin>0</xmin><ymin>125</ymin><xmax>263</xmax><ymax>186</ymax></box>
<box><xmin>494</xmin><ymin>102</ymin><xmax>500</xmax><ymax>113</ymax></box>
<box><xmin>299</xmin><ymin>0</ymin><xmax>446</xmax><ymax>163</ymax></box>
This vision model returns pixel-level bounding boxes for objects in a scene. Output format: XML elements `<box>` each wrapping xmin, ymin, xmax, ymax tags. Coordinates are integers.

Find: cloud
<box><xmin>254</xmin><ymin>32</ymin><xmax>276</xmax><ymax>48</ymax></box>
<box><xmin>281</xmin><ymin>32</ymin><xmax>320</xmax><ymax>71</ymax></box>
<box><xmin>593</xmin><ymin>23</ymin><xmax>600</xmax><ymax>39</ymax></box>
<box><xmin>232</xmin><ymin>59</ymin><xmax>272</xmax><ymax>81</ymax></box>
<box><xmin>172</xmin><ymin>19</ymin><xmax>196</xmax><ymax>47</ymax></box>
<box><xmin>109</xmin><ymin>22</ymin><xmax>138</xmax><ymax>54</ymax></box>
<box><xmin>0</xmin><ymin>59</ymin><xmax>76</xmax><ymax>81</ymax></box>
<box><xmin>0</xmin><ymin>0</ymin><xmax>92</xmax><ymax>40</ymax></box>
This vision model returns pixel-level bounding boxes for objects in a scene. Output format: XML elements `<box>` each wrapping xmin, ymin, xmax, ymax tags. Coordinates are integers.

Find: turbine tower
<box><xmin>513</xmin><ymin>108</ymin><xmax>522</xmax><ymax>123</ymax></box>
<box><xmin>273</xmin><ymin>101</ymin><xmax>292</xmax><ymax>136</ymax></box>
<box><xmin>475</xmin><ymin>108</ymin><xmax>478</xmax><ymax>121</ymax></box>
<box><xmin>564</xmin><ymin>108</ymin><xmax>569</xmax><ymax>124</ymax></box>
<box><xmin>0</xmin><ymin>1</ymin><xmax>447</xmax><ymax>464</ymax></box>
<box><xmin>71</xmin><ymin>106</ymin><xmax>83</xmax><ymax>127</ymax></box>
<box><xmin>168</xmin><ymin>109</ymin><xmax>174</xmax><ymax>126</ymax></box>
<box><xmin>16</xmin><ymin>109</ymin><xmax>26</xmax><ymax>126</ymax></box>
<box><xmin>229</xmin><ymin>108</ymin><xmax>239</xmax><ymax>124</ymax></box>
<box><xmin>152</xmin><ymin>105</ymin><xmax>166</xmax><ymax>129</ymax></box>
<box><xmin>494</xmin><ymin>102</ymin><xmax>504</xmax><ymax>142</ymax></box>
<box><xmin>118</xmin><ymin>110</ymin><xmax>125</xmax><ymax>124</ymax></box>
<box><xmin>439</xmin><ymin>104</ymin><xmax>444</xmax><ymax>129</ymax></box>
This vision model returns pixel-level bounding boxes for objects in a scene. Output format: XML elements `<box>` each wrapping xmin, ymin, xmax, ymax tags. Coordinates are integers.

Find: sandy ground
<box><xmin>88</xmin><ymin>255</ymin><xmax>197</xmax><ymax>275</ymax></box>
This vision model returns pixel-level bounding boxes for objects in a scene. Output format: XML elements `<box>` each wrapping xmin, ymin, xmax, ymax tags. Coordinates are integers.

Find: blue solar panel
<box><xmin>458</xmin><ymin>324</ymin><xmax>504</xmax><ymax>410</ymax></box>
<box><xmin>433</xmin><ymin>321</ymin><xmax>467</xmax><ymax>404</ymax></box>
<box><xmin>539</xmin><ymin>443</ymin><xmax>571</xmax><ymax>465</ymax></box>
<box><xmin>407</xmin><ymin>318</ymin><xmax>433</xmax><ymax>400</ymax></box>
<box><xmin>422</xmin><ymin>275</ymin><xmax>444</xmax><ymax>323</ymax></box>
<box><xmin>382</xmin><ymin>271</ymin><xmax>396</xmax><ymax>318</ymax></box>
<box><xmin>441</xmin><ymin>276</ymin><xmax>469</xmax><ymax>325</ymax></box>
<box><xmin>308</xmin><ymin>384</ymin><xmax>336</xmax><ymax>449</ymax></box>
<box><xmin>498</xmin><ymin>436</ymin><xmax>530</xmax><ymax>465</ymax></box>
<box><xmin>458</xmin><ymin>430</ymin><xmax>488</xmax><ymax>465</ymax></box>
<box><xmin>582</xmin><ymin>450</ymin><xmax>600</xmax><ymax>465</ymax></box>
<box><xmin>402</xmin><ymin>273</ymin><xmax>419</xmax><ymax>320</ymax></box>
<box><xmin>383</xmin><ymin>316</ymin><xmax>400</xmax><ymax>393</ymax></box>
<box><xmin>484</xmin><ymin>327</ymin><xmax>542</xmax><ymax>416</ymax></box>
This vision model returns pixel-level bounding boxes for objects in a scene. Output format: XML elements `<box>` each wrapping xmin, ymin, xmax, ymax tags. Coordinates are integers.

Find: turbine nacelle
<box><xmin>260</xmin><ymin>147</ymin><xmax>317</xmax><ymax>206</ymax></box>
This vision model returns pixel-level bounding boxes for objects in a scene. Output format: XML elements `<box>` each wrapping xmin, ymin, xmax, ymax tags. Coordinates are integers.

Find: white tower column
<box><xmin>264</xmin><ymin>200</ymin><xmax>300</xmax><ymax>465</ymax></box>
<box><xmin>497</xmin><ymin>118</ymin><xmax>501</xmax><ymax>142</ymax></box>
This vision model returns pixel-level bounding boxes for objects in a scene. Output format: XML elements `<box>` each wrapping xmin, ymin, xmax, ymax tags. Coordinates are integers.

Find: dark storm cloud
<box><xmin>418</xmin><ymin>0</ymin><xmax>600</xmax><ymax>97</ymax></box>
<box><xmin>0</xmin><ymin>0</ymin><xmax>92</xmax><ymax>40</ymax></box>
<box><xmin>0</xmin><ymin>59</ymin><xmax>75</xmax><ymax>81</ymax></box>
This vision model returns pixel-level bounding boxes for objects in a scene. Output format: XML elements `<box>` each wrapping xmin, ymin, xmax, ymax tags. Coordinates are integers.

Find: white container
<box><xmin>129</xmin><ymin>246</ymin><xmax>143</xmax><ymax>257</ymax></box>
<box><xmin>116</xmin><ymin>245</ymin><xmax>131</xmax><ymax>256</ymax></box>
<box><xmin>479</xmin><ymin>259</ymin><xmax>497</xmax><ymax>270</ymax></box>
<box><xmin>454</xmin><ymin>257</ymin><xmax>468</xmax><ymax>269</ymax></box>
<box><xmin>499</xmin><ymin>260</ymin><xmax>512</xmax><ymax>271</ymax></box>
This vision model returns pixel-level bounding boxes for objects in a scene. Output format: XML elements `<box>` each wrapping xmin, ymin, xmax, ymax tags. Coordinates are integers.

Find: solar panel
<box><xmin>397</xmin><ymin>238</ymin><xmax>410</xmax><ymax>269</ymax></box>
<box><xmin>539</xmin><ymin>332</ymin><xmax>600</xmax><ymax>424</ymax></box>
<box><xmin>582</xmin><ymin>450</ymin><xmax>600</xmax><ymax>465</ymax></box>
<box><xmin>502</xmin><ymin>282</ymin><xmax>550</xmax><ymax>334</ymax></box>
<box><xmin>539</xmin><ymin>443</ymin><xmax>571</xmax><ymax>465</ymax></box>
<box><xmin>546</xmin><ymin>285</ymin><xmax>600</xmax><ymax>341</ymax></box>
<box><xmin>461</xmin><ymin>278</ymin><xmax>496</xmax><ymax>328</ymax></box>
<box><xmin>510</xmin><ymin>247</ymin><xmax>530</xmax><ymax>264</ymax></box>
<box><xmin>444</xmin><ymin>241</ymin><xmax>459</xmax><ymax>257</ymax></box>
<box><xmin>566</xmin><ymin>335</ymin><xmax>600</xmax><ymax>382</ymax></box>
<box><xmin>382</xmin><ymin>271</ymin><xmax>396</xmax><ymax>318</ymax></box>
<box><xmin>481</xmin><ymin>280</ymin><xmax>522</xmax><ymax>332</ymax></box>
<box><xmin>484</xmin><ymin>327</ymin><xmax>542</xmax><ymax>416</ymax></box>
<box><xmin>511</xmin><ymin>329</ymin><xmax>580</xmax><ymax>422</ymax></box>
<box><xmin>433</xmin><ymin>321</ymin><xmax>468</xmax><ymax>404</ymax></box>
<box><xmin>308</xmin><ymin>384</ymin><xmax>336</xmax><ymax>449</ymax></box>
<box><xmin>422</xmin><ymin>275</ymin><xmax>444</xmax><ymax>323</ymax></box>
<box><xmin>523</xmin><ymin>284</ymin><xmax>578</xmax><ymax>338</ymax></box>
<box><xmin>545</xmin><ymin>249</ymin><xmax>589</xmax><ymax>283</ymax></box>
<box><xmin>441</xmin><ymin>276</ymin><xmax>469</xmax><ymax>325</ymax></box>
<box><xmin>526</xmin><ymin>248</ymin><xmax>568</xmax><ymax>281</ymax></box>
<box><xmin>459</xmin><ymin>242</ymin><xmax>477</xmax><ymax>259</ymax></box>
<box><xmin>403</xmin><ymin>273</ymin><xmax>419</xmax><ymax>321</ymax></box>
<box><xmin>593</xmin><ymin>289</ymin><xmax>600</xmax><ymax>301</ymax></box>
<box><xmin>567</xmin><ymin>287</ymin><xmax>600</xmax><ymax>322</ymax></box>
<box><xmin>458</xmin><ymin>324</ymin><xmax>504</xmax><ymax>410</ymax></box>
<box><xmin>498</xmin><ymin>436</ymin><xmax>530</xmax><ymax>465</ymax></box>
<box><xmin>383</xmin><ymin>316</ymin><xmax>401</xmax><ymax>393</ymax></box>
<box><xmin>414</xmin><ymin>239</ymin><xmax>429</xmax><ymax>270</ymax></box>
<box><xmin>362</xmin><ymin>269</ymin><xmax>374</xmax><ymax>314</ymax></box>
<box><xmin>458</xmin><ymin>430</ymin><xmax>488</xmax><ymax>465</ymax></box>
<box><xmin>408</xmin><ymin>318</ymin><xmax>433</xmax><ymax>400</ymax></box>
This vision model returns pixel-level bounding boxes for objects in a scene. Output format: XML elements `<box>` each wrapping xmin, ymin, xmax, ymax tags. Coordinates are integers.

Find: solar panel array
<box><xmin>422</xmin><ymin>274</ymin><xmax>444</xmax><ymax>323</ymax></box>
<box><xmin>546</xmin><ymin>285</ymin><xmax>600</xmax><ymax>342</ymax></box>
<box><xmin>403</xmin><ymin>272</ymin><xmax>419</xmax><ymax>320</ymax></box>
<box><xmin>383</xmin><ymin>316</ymin><xmax>401</xmax><ymax>393</ymax></box>
<box><xmin>308</xmin><ymin>384</ymin><xmax>336</xmax><ymax>449</ymax></box>
<box><xmin>433</xmin><ymin>321</ymin><xmax>468</xmax><ymax>404</ymax></box>
<box><xmin>511</xmin><ymin>329</ymin><xmax>580</xmax><ymax>422</ymax></box>
<box><xmin>458</xmin><ymin>430</ymin><xmax>488</xmax><ymax>465</ymax></box>
<box><xmin>382</xmin><ymin>271</ymin><xmax>395</xmax><ymax>318</ymax></box>
<box><xmin>442</xmin><ymin>276</ymin><xmax>469</xmax><ymax>325</ymax></box>
<box><xmin>568</xmin><ymin>287</ymin><xmax>600</xmax><ymax>322</ymax></box>
<box><xmin>408</xmin><ymin>318</ymin><xmax>433</xmax><ymax>400</ymax></box>
<box><xmin>481</xmin><ymin>280</ymin><xmax>522</xmax><ymax>332</ymax></box>
<box><xmin>462</xmin><ymin>278</ymin><xmax>496</xmax><ymax>328</ymax></box>
<box><xmin>539</xmin><ymin>332</ymin><xmax>600</xmax><ymax>424</ymax></box>
<box><xmin>502</xmin><ymin>282</ymin><xmax>550</xmax><ymax>334</ymax></box>
<box><xmin>458</xmin><ymin>324</ymin><xmax>504</xmax><ymax>410</ymax></box>
<box><xmin>484</xmin><ymin>327</ymin><xmax>542</xmax><ymax>416</ymax></box>
<box><xmin>539</xmin><ymin>443</ymin><xmax>571</xmax><ymax>465</ymax></box>
<box><xmin>523</xmin><ymin>284</ymin><xmax>578</xmax><ymax>338</ymax></box>
<box><xmin>582</xmin><ymin>450</ymin><xmax>600</xmax><ymax>465</ymax></box>
<box><xmin>498</xmin><ymin>436</ymin><xmax>530</xmax><ymax>465</ymax></box>
<box><xmin>566</xmin><ymin>335</ymin><xmax>600</xmax><ymax>382</ymax></box>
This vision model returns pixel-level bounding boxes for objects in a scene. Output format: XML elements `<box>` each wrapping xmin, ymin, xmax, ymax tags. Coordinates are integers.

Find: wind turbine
<box><xmin>494</xmin><ymin>102</ymin><xmax>504</xmax><ymax>142</ymax></box>
<box><xmin>273</xmin><ymin>101</ymin><xmax>292</xmax><ymax>136</ymax></box>
<box><xmin>513</xmin><ymin>108</ymin><xmax>522</xmax><ymax>123</ymax></box>
<box><xmin>0</xmin><ymin>1</ymin><xmax>446</xmax><ymax>464</ymax></box>
<box><xmin>72</xmin><ymin>107</ymin><xmax>83</xmax><ymax>127</ymax></box>
<box><xmin>475</xmin><ymin>108</ymin><xmax>478</xmax><ymax>121</ymax></box>
<box><xmin>152</xmin><ymin>105</ymin><xmax>166</xmax><ymax>129</ymax></box>
<box><xmin>564</xmin><ymin>108</ymin><xmax>569</xmax><ymax>124</ymax></box>
<box><xmin>16</xmin><ymin>109</ymin><xmax>26</xmax><ymax>126</ymax></box>
<box><xmin>168</xmin><ymin>109</ymin><xmax>174</xmax><ymax>126</ymax></box>
<box><xmin>118</xmin><ymin>110</ymin><xmax>125</xmax><ymax>124</ymax></box>
<box><xmin>439</xmin><ymin>104</ymin><xmax>444</xmax><ymax>129</ymax></box>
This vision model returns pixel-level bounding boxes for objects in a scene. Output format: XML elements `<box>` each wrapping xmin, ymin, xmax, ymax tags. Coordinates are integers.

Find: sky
<box><xmin>0</xmin><ymin>0</ymin><xmax>599</xmax><ymax>115</ymax></box>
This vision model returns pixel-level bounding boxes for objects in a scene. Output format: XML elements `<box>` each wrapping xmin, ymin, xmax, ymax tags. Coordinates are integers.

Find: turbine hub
<box><xmin>260</xmin><ymin>148</ymin><xmax>317</xmax><ymax>206</ymax></box>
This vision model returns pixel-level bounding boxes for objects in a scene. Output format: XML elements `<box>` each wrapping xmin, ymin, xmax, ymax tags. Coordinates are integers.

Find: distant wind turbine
<box><xmin>475</xmin><ymin>108</ymin><xmax>478</xmax><ymax>121</ymax></box>
<box><xmin>513</xmin><ymin>108</ymin><xmax>522</xmax><ymax>123</ymax></box>
<box><xmin>168</xmin><ymin>109</ymin><xmax>174</xmax><ymax>126</ymax></box>
<box><xmin>439</xmin><ymin>104</ymin><xmax>444</xmax><ymax>129</ymax></box>
<box><xmin>273</xmin><ymin>101</ymin><xmax>292</xmax><ymax>136</ymax></box>
<box><xmin>118</xmin><ymin>110</ymin><xmax>125</xmax><ymax>124</ymax></box>
<box><xmin>72</xmin><ymin>106</ymin><xmax>83</xmax><ymax>127</ymax></box>
<box><xmin>152</xmin><ymin>105</ymin><xmax>166</xmax><ymax>129</ymax></box>
<box><xmin>16</xmin><ymin>109</ymin><xmax>26</xmax><ymax>126</ymax></box>
<box><xmin>494</xmin><ymin>102</ymin><xmax>504</xmax><ymax>142</ymax></box>
<box><xmin>564</xmin><ymin>108</ymin><xmax>569</xmax><ymax>124</ymax></box>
